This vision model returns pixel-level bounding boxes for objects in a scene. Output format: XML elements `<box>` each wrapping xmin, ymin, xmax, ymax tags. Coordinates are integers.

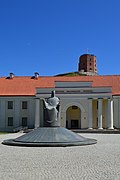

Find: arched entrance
<box><xmin>66</xmin><ymin>105</ymin><xmax>81</xmax><ymax>129</ymax></box>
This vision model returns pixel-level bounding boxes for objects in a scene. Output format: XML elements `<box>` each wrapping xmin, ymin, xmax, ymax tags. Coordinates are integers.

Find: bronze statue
<box><xmin>2</xmin><ymin>90</ymin><xmax>97</xmax><ymax>147</ymax></box>
<box><xmin>41</xmin><ymin>90</ymin><xmax>60</xmax><ymax>127</ymax></box>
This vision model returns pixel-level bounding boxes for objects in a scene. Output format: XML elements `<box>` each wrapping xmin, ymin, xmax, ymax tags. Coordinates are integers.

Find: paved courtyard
<box><xmin>0</xmin><ymin>132</ymin><xmax>120</xmax><ymax>180</ymax></box>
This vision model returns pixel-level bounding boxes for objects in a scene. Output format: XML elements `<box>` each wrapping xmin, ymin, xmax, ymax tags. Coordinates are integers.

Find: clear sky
<box><xmin>0</xmin><ymin>0</ymin><xmax>120</xmax><ymax>76</ymax></box>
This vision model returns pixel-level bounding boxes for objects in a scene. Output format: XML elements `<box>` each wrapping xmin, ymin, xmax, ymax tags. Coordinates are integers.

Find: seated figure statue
<box><xmin>41</xmin><ymin>91</ymin><xmax>60</xmax><ymax>127</ymax></box>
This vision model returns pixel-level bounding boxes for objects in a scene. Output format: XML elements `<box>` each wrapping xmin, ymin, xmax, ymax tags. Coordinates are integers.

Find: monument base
<box><xmin>2</xmin><ymin>127</ymin><xmax>97</xmax><ymax>147</ymax></box>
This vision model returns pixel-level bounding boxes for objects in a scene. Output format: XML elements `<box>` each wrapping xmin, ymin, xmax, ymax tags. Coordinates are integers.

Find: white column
<box><xmin>88</xmin><ymin>99</ymin><xmax>93</xmax><ymax>129</ymax></box>
<box><xmin>98</xmin><ymin>98</ymin><xmax>103</xmax><ymax>129</ymax></box>
<box><xmin>35</xmin><ymin>98</ymin><xmax>40</xmax><ymax>128</ymax></box>
<box><xmin>107</xmin><ymin>99</ymin><xmax>114</xmax><ymax>129</ymax></box>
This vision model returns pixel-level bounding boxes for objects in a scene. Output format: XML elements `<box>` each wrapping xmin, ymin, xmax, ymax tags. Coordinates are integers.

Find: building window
<box><xmin>22</xmin><ymin>117</ymin><xmax>27</xmax><ymax>127</ymax></box>
<box><xmin>90</xmin><ymin>63</ymin><xmax>91</xmax><ymax>66</ymax></box>
<box><xmin>8</xmin><ymin>117</ymin><xmax>13</xmax><ymax>126</ymax></box>
<box><xmin>22</xmin><ymin>101</ymin><xmax>27</xmax><ymax>109</ymax></box>
<box><xmin>72</xmin><ymin>106</ymin><xmax>78</xmax><ymax>109</ymax></box>
<box><xmin>8</xmin><ymin>101</ymin><xmax>13</xmax><ymax>109</ymax></box>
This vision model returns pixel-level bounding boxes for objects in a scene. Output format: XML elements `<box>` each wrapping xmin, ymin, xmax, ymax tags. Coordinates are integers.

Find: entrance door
<box><xmin>66</xmin><ymin>106</ymin><xmax>81</xmax><ymax>129</ymax></box>
<box><xmin>71</xmin><ymin>120</ymin><xmax>79</xmax><ymax>129</ymax></box>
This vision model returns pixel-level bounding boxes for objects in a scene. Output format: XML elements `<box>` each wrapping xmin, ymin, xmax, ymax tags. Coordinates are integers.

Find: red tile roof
<box><xmin>0</xmin><ymin>75</ymin><xmax>119</xmax><ymax>96</ymax></box>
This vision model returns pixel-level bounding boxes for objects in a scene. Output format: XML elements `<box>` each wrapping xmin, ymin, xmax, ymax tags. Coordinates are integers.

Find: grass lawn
<box><xmin>0</xmin><ymin>132</ymin><xmax>8</xmax><ymax>134</ymax></box>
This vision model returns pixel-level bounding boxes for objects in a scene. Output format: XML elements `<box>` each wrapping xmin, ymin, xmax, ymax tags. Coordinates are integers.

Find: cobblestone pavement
<box><xmin>0</xmin><ymin>132</ymin><xmax>120</xmax><ymax>180</ymax></box>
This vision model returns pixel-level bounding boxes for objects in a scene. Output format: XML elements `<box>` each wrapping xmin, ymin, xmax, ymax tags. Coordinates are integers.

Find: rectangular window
<box><xmin>8</xmin><ymin>101</ymin><xmax>13</xmax><ymax>109</ymax></box>
<box><xmin>22</xmin><ymin>101</ymin><xmax>27</xmax><ymax>109</ymax></box>
<box><xmin>22</xmin><ymin>117</ymin><xmax>27</xmax><ymax>127</ymax></box>
<box><xmin>8</xmin><ymin>117</ymin><xmax>13</xmax><ymax>126</ymax></box>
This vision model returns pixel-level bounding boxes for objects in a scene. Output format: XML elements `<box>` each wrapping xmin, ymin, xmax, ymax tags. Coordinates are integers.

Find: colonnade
<box><xmin>35</xmin><ymin>97</ymin><xmax>114</xmax><ymax>130</ymax></box>
<box><xmin>88</xmin><ymin>98</ymin><xmax>114</xmax><ymax>129</ymax></box>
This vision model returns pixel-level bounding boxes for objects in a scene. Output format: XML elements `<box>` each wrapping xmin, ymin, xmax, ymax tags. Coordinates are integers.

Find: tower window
<box><xmin>90</xmin><ymin>63</ymin><xmax>91</xmax><ymax>66</ymax></box>
<box><xmin>81</xmin><ymin>62</ymin><xmax>85</xmax><ymax>66</ymax></box>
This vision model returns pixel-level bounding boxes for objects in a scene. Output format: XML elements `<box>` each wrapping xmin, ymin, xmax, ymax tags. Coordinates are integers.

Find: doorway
<box><xmin>66</xmin><ymin>106</ymin><xmax>81</xmax><ymax>129</ymax></box>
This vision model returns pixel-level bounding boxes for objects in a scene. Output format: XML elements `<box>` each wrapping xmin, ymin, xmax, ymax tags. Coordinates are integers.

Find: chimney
<box><xmin>34</xmin><ymin>72</ymin><xmax>39</xmax><ymax>79</ymax></box>
<box><xmin>10</xmin><ymin>73</ymin><xmax>15</xmax><ymax>79</ymax></box>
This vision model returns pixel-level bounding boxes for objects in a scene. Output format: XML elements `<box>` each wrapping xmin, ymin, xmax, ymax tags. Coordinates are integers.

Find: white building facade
<box><xmin>35</xmin><ymin>81</ymin><xmax>119</xmax><ymax>130</ymax></box>
<box><xmin>0</xmin><ymin>79</ymin><xmax>120</xmax><ymax>132</ymax></box>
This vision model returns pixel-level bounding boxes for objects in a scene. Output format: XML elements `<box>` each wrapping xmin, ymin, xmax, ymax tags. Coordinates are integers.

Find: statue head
<box><xmin>51</xmin><ymin>90</ymin><xmax>55</xmax><ymax>97</ymax></box>
<box><xmin>47</xmin><ymin>90</ymin><xmax>59</xmax><ymax>107</ymax></box>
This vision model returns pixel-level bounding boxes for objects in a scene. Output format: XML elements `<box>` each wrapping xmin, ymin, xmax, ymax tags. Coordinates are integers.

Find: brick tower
<box><xmin>78</xmin><ymin>54</ymin><xmax>98</xmax><ymax>75</ymax></box>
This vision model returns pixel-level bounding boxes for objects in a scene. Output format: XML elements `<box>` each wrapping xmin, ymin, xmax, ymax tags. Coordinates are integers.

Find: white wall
<box><xmin>0</xmin><ymin>97</ymin><xmax>35</xmax><ymax>132</ymax></box>
<box><xmin>1</xmin><ymin>94</ymin><xmax>120</xmax><ymax>132</ymax></box>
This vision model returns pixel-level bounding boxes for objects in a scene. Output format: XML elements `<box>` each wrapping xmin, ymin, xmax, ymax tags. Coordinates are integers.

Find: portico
<box><xmin>88</xmin><ymin>98</ymin><xmax>114</xmax><ymax>130</ymax></box>
<box><xmin>35</xmin><ymin>81</ymin><xmax>114</xmax><ymax>130</ymax></box>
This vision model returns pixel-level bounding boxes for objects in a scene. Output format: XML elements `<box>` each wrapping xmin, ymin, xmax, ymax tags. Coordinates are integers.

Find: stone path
<box><xmin>0</xmin><ymin>132</ymin><xmax>120</xmax><ymax>180</ymax></box>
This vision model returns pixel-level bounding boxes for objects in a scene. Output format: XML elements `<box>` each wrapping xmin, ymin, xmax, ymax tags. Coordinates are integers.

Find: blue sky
<box><xmin>0</xmin><ymin>0</ymin><xmax>120</xmax><ymax>76</ymax></box>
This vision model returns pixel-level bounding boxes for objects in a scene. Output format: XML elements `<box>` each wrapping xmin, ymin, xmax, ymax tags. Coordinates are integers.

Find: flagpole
<box><xmin>86</xmin><ymin>48</ymin><xmax>90</xmax><ymax>54</ymax></box>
